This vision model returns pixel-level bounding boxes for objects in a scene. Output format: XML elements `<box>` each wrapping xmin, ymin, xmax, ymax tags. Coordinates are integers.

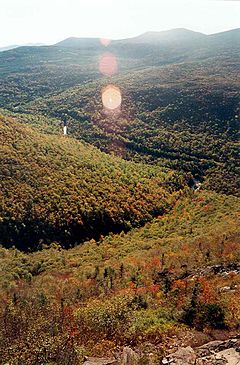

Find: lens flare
<box><xmin>100</xmin><ymin>38</ymin><xmax>111</xmax><ymax>47</ymax></box>
<box><xmin>102</xmin><ymin>85</ymin><xmax>122</xmax><ymax>110</ymax></box>
<box><xmin>99</xmin><ymin>53</ymin><xmax>118</xmax><ymax>76</ymax></box>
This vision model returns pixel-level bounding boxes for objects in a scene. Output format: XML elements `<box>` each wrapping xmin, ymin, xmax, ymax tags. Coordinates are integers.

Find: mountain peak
<box><xmin>55</xmin><ymin>37</ymin><xmax>101</xmax><ymax>48</ymax></box>
<box><xmin>142</xmin><ymin>28</ymin><xmax>202</xmax><ymax>36</ymax></box>
<box><xmin>133</xmin><ymin>28</ymin><xmax>206</xmax><ymax>43</ymax></box>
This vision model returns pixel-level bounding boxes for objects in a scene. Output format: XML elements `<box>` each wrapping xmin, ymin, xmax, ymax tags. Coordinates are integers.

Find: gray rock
<box><xmin>219</xmin><ymin>286</ymin><xmax>232</xmax><ymax>293</ymax></box>
<box><xmin>196</xmin><ymin>339</ymin><xmax>240</xmax><ymax>365</ymax></box>
<box><xmin>162</xmin><ymin>359</ymin><xmax>169</xmax><ymax>364</ymax></box>
<box><xmin>122</xmin><ymin>347</ymin><xmax>140</xmax><ymax>365</ymax></box>
<box><xmin>162</xmin><ymin>340</ymin><xmax>240</xmax><ymax>365</ymax></box>
<box><xmin>217</xmin><ymin>348</ymin><xmax>240</xmax><ymax>365</ymax></box>
<box><xmin>165</xmin><ymin>346</ymin><xmax>197</xmax><ymax>365</ymax></box>
<box><xmin>197</xmin><ymin>340</ymin><xmax>237</xmax><ymax>357</ymax></box>
<box><xmin>162</xmin><ymin>358</ymin><xmax>174</xmax><ymax>364</ymax></box>
<box><xmin>195</xmin><ymin>352</ymin><xmax>227</xmax><ymax>364</ymax></box>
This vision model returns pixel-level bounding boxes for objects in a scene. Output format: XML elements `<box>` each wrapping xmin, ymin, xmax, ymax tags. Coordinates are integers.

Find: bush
<box><xmin>75</xmin><ymin>295</ymin><xmax>133</xmax><ymax>342</ymax></box>
<box><xmin>128</xmin><ymin>308</ymin><xmax>176</xmax><ymax>342</ymax></box>
<box><xmin>182</xmin><ymin>302</ymin><xmax>225</xmax><ymax>330</ymax></box>
<box><xmin>199</xmin><ymin>303</ymin><xmax>225</xmax><ymax>329</ymax></box>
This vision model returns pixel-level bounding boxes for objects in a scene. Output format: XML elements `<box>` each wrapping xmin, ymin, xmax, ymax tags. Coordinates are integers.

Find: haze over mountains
<box><xmin>55</xmin><ymin>27</ymin><xmax>240</xmax><ymax>47</ymax></box>
<box><xmin>0</xmin><ymin>42</ymin><xmax>45</xmax><ymax>52</ymax></box>
<box><xmin>1</xmin><ymin>28</ymin><xmax>239</xmax><ymax>51</ymax></box>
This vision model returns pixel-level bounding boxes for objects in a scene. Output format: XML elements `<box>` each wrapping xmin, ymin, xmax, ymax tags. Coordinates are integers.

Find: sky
<box><xmin>0</xmin><ymin>0</ymin><xmax>239</xmax><ymax>47</ymax></box>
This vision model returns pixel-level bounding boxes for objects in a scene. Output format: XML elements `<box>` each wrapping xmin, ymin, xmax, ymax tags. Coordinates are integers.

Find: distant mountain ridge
<box><xmin>0</xmin><ymin>42</ymin><xmax>45</xmax><ymax>52</ymax></box>
<box><xmin>54</xmin><ymin>28</ymin><xmax>239</xmax><ymax>47</ymax></box>
<box><xmin>208</xmin><ymin>28</ymin><xmax>240</xmax><ymax>43</ymax></box>
<box><xmin>55</xmin><ymin>37</ymin><xmax>101</xmax><ymax>48</ymax></box>
<box><xmin>120</xmin><ymin>28</ymin><xmax>207</xmax><ymax>44</ymax></box>
<box><xmin>0</xmin><ymin>45</ymin><xmax>19</xmax><ymax>52</ymax></box>
<box><xmin>1</xmin><ymin>28</ymin><xmax>239</xmax><ymax>52</ymax></box>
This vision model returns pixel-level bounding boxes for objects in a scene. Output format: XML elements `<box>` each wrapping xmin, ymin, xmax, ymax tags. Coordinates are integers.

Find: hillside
<box><xmin>0</xmin><ymin>29</ymin><xmax>239</xmax><ymax>197</ymax></box>
<box><xmin>0</xmin><ymin>190</ymin><xmax>239</xmax><ymax>363</ymax></box>
<box><xmin>115</xmin><ymin>28</ymin><xmax>207</xmax><ymax>46</ymax></box>
<box><xmin>0</xmin><ymin>113</ymin><xmax>184</xmax><ymax>251</ymax></box>
<box><xmin>0</xmin><ymin>29</ymin><xmax>239</xmax><ymax>107</ymax></box>
<box><xmin>23</xmin><ymin>60</ymin><xmax>240</xmax><ymax>196</ymax></box>
<box><xmin>0</xmin><ymin>27</ymin><xmax>239</xmax><ymax>365</ymax></box>
<box><xmin>55</xmin><ymin>37</ymin><xmax>103</xmax><ymax>48</ymax></box>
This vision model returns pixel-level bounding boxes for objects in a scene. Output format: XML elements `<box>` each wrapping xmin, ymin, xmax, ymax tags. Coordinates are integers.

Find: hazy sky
<box><xmin>0</xmin><ymin>0</ymin><xmax>239</xmax><ymax>47</ymax></box>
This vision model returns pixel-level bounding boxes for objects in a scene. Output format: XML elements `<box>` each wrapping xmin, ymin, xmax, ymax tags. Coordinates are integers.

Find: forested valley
<box><xmin>0</xmin><ymin>28</ymin><xmax>239</xmax><ymax>364</ymax></box>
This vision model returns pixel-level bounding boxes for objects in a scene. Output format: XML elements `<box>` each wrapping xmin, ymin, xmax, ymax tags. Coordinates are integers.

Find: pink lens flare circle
<box><xmin>99</xmin><ymin>52</ymin><xmax>118</xmax><ymax>77</ymax></box>
<box><xmin>102</xmin><ymin>85</ymin><xmax>122</xmax><ymax>110</ymax></box>
<box><xmin>100</xmin><ymin>38</ymin><xmax>111</xmax><ymax>47</ymax></box>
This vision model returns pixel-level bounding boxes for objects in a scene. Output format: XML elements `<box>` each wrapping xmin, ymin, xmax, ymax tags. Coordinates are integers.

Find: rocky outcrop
<box><xmin>196</xmin><ymin>339</ymin><xmax>239</xmax><ymax>357</ymax></box>
<box><xmin>196</xmin><ymin>348</ymin><xmax>240</xmax><ymax>364</ymax></box>
<box><xmin>162</xmin><ymin>338</ymin><xmax>240</xmax><ymax>365</ymax></box>
<box><xmin>83</xmin><ymin>338</ymin><xmax>240</xmax><ymax>365</ymax></box>
<box><xmin>162</xmin><ymin>346</ymin><xmax>196</xmax><ymax>364</ymax></box>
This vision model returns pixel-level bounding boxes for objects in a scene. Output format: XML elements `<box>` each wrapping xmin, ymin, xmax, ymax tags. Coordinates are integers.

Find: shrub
<box><xmin>182</xmin><ymin>302</ymin><xmax>225</xmax><ymax>330</ymax></box>
<box><xmin>128</xmin><ymin>308</ymin><xmax>176</xmax><ymax>342</ymax></box>
<box><xmin>198</xmin><ymin>303</ymin><xmax>225</xmax><ymax>329</ymax></box>
<box><xmin>75</xmin><ymin>294</ymin><xmax>133</xmax><ymax>342</ymax></box>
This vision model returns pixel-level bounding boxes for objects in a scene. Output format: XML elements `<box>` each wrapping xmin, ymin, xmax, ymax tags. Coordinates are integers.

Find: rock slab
<box><xmin>162</xmin><ymin>338</ymin><xmax>240</xmax><ymax>365</ymax></box>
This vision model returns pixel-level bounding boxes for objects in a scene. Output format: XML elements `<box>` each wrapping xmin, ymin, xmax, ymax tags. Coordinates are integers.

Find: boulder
<box><xmin>162</xmin><ymin>339</ymin><xmax>240</xmax><ymax>365</ymax></box>
<box><xmin>162</xmin><ymin>346</ymin><xmax>197</xmax><ymax>364</ymax></box>
<box><xmin>122</xmin><ymin>347</ymin><xmax>140</xmax><ymax>365</ymax></box>
<box><xmin>196</xmin><ymin>339</ymin><xmax>240</xmax><ymax>358</ymax></box>
<box><xmin>195</xmin><ymin>354</ymin><xmax>227</xmax><ymax>364</ymax></box>
<box><xmin>217</xmin><ymin>348</ymin><xmax>240</xmax><ymax>365</ymax></box>
<box><xmin>195</xmin><ymin>348</ymin><xmax>240</xmax><ymax>364</ymax></box>
<box><xmin>196</xmin><ymin>340</ymin><xmax>227</xmax><ymax>357</ymax></box>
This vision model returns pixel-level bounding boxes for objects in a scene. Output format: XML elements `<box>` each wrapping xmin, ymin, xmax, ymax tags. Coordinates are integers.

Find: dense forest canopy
<box><xmin>0</xmin><ymin>114</ymin><xmax>185</xmax><ymax>250</ymax></box>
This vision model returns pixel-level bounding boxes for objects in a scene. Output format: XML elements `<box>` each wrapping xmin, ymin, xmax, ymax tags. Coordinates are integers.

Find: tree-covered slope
<box><xmin>0</xmin><ymin>114</ymin><xmax>184</xmax><ymax>250</ymax></box>
<box><xmin>3</xmin><ymin>190</ymin><xmax>238</xmax><ymax>281</ymax></box>
<box><xmin>0</xmin><ymin>30</ymin><xmax>239</xmax><ymax>198</ymax></box>
<box><xmin>0</xmin><ymin>190</ymin><xmax>239</xmax><ymax>364</ymax></box>
<box><xmin>0</xmin><ymin>28</ymin><xmax>239</xmax><ymax>365</ymax></box>
<box><xmin>23</xmin><ymin>59</ymin><xmax>239</xmax><ymax>196</ymax></box>
<box><xmin>0</xmin><ymin>29</ymin><xmax>239</xmax><ymax>108</ymax></box>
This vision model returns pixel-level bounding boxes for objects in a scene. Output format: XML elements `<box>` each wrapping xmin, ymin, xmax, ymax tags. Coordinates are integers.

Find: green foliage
<box><xmin>199</xmin><ymin>303</ymin><xmax>225</xmax><ymax>329</ymax></box>
<box><xmin>182</xmin><ymin>302</ymin><xmax>225</xmax><ymax>330</ymax></box>
<box><xmin>76</xmin><ymin>294</ymin><xmax>177</xmax><ymax>344</ymax></box>
<box><xmin>0</xmin><ymin>114</ymin><xmax>184</xmax><ymax>250</ymax></box>
<box><xmin>0</xmin><ymin>190</ymin><xmax>239</xmax><ymax>363</ymax></box>
<box><xmin>129</xmin><ymin>308</ymin><xmax>176</xmax><ymax>340</ymax></box>
<box><xmin>76</xmin><ymin>295</ymin><xmax>133</xmax><ymax>341</ymax></box>
<box><xmin>0</xmin><ymin>33</ymin><xmax>239</xmax><ymax>196</ymax></box>
<box><xmin>0</xmin><ymin>30</ymin><xmax>239</xmax><ymax>364</ymax></box>
<box><xmin>24</xmin><ymin>63</ymin><xmax>240</xmax><ymax>196</ymax></box>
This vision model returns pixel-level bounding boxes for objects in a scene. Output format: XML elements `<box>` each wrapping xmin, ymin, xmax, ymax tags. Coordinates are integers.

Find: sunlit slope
<box><xmin>0</xmin><ymin>190</ymin><xmax>239</xmax><ymax>363</ymax></box>
<box><xmin>1</xmin><ymin>190</ymin><xmax>239</xmax><ymax>286</ymax></box>
<box><xmin>0</xmin><ymin>114</ymin><xmax>184</xmax><ymax>250</ymax></box>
